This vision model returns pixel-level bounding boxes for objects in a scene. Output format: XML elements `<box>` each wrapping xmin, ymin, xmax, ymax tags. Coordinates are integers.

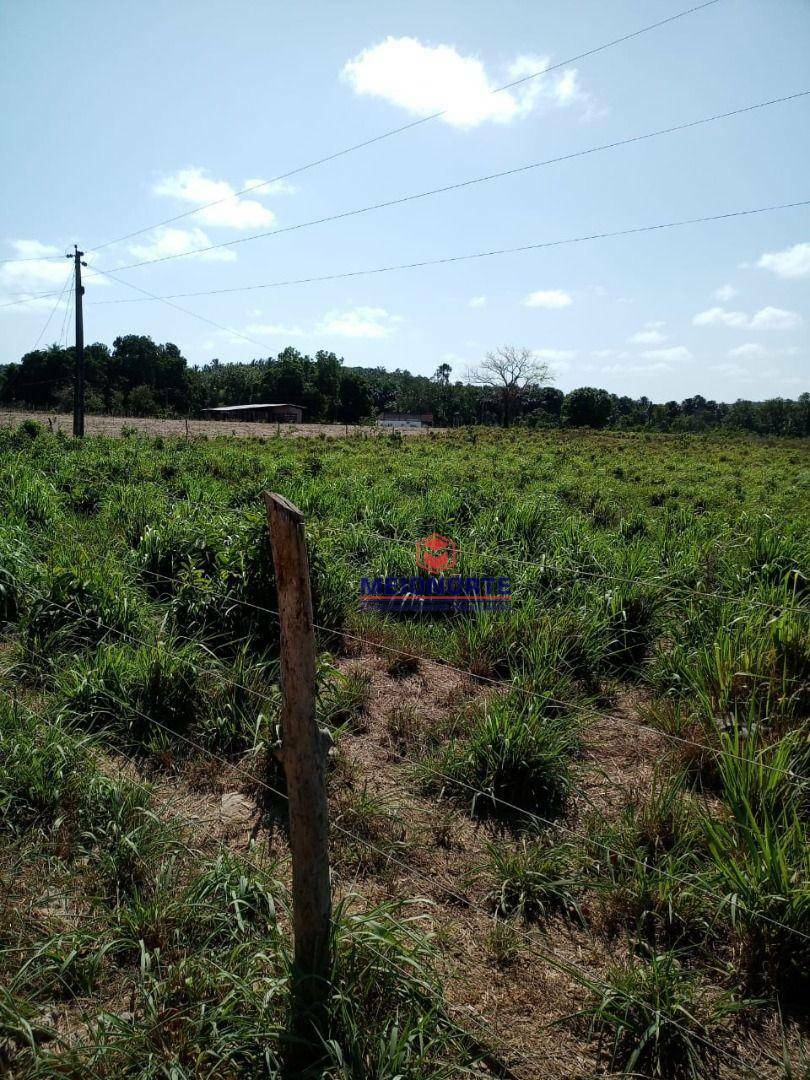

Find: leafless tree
<box><xmin>468</xmin><ymin>345</ymin><xmax>553</xmax><ymax>426</ymax></box>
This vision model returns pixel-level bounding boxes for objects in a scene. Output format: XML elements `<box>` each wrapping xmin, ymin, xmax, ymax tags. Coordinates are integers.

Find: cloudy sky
<box><xmin>1</xmin><ymin>0</ymin><xmax>808</xmax><ymax>400</ymax></box>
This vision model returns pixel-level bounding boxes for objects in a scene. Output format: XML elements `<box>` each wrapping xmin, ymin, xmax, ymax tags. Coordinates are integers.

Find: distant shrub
<box><xmin>17</xmin><ymin>419</ymin><xmax>41</xmax><ymax>439</ymax></box>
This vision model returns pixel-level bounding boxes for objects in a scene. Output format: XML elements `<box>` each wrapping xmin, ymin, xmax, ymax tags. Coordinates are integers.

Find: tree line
<box><xmin>1</xmin><ymin>335</ymin><xmax>807</xmax><ymax>436</ymax></box>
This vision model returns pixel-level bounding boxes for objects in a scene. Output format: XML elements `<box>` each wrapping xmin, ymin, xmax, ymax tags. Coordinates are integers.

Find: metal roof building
<box><xmin>201</xmin><ymin>403</ymin><xmax>303</xmax><ymax>423</ymax></box>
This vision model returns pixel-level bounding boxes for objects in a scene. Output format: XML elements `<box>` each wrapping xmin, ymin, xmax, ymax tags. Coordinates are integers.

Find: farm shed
<box><xmin>201</xmin><ymin>403</ymin><xmax>303</xmax><ymax>423</ymax></box>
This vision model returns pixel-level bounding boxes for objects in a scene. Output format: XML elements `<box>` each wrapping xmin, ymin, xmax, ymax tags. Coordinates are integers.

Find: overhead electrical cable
<box><xmin>85</xmin><ymin>0</ymin><xmax>723</xmax><ymax>255</ymax></box>
<box><xmin>88</xmin><ymin>198</ymin><xmax>810</xmax><ymax>310</ymax></box>
<box><xmin>100</xmin><ymin>87</ymin><xmax>808</xmax><ymax>274</ymax></box>
<box><xmin>29</xmin><ymin>268</ymin><xmax>72</xmax><ymax>351</ymax></box>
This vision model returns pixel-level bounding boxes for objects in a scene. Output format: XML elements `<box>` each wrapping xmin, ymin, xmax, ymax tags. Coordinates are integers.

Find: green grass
<box><xmin>0</xmin><ymin>424</ymin><xmax>807</xmax><ymax>1069</ymax></box>
<box><xmin>480</xmin><ymin>834</ymin><xmax>583</xmax><ymax>921</ymax></box>
<box><xmin>581</xmin><ymin>951</ymin><xmax>745</xmax><ymax>1079</ymax></box>
<box><xmin>418</xmin><ymin>691</ymin><xmax>579</xmax><ymax>822</ymax></box>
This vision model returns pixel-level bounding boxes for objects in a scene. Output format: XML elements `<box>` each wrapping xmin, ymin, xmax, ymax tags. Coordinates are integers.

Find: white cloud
<box><xmin>246</xmin><ymin>306</ymin><xmax>401</xmax><ymax>341</ymax></box>
<box><xmin>243</xmin><ymin>178</ymin><xmax>297</xmax><ymax>197</ymax></box>
<box><xmin>757</xmin><ymin>242</ymin><xmax>810</xmax><ymax>279</ymax></box>
<box><xmin>728</xmin><ymin>343</ymin><xmax>768</xmax><ymax>360</ymax></box>
<box><xmin>591</xmin><ymin>348</ymin><xmax>626</xmax><ymax>360</ymax></box>
<box><xmin>692</xmin><ymin>305</ymin><xmax>802</xmax><ymax>330</ymax></box>
<box><xmin>320</xmin><ymin>306</ymin><xmax>400</xmax><ymax>338</ymax></box>
<box><xmin>341</xmin><ymin>37</ymin><xmax>589</xmax><ymax>127</ymax></box>
<box><xmin>9</xmin><ymin>240</ymin><xmax>60</xmax><ymax>260</ymax></box>
<box><xmin>127</xmin><ymin>226</ymin><xmax>236</xmax><ymax>263</ymax></box>
<box><xmin>532</xmin><ymin>347</ymin><xmax>576</xmax><ymax>373</ymax></box>
<box><xmin>468</xmin><ymin>295</ymin><xmax>487</xmax><ymax>308</ymax></box>
<box><xmin>749</xmin><ymin>306</ymin><xmax>803</xmax><ymax>330</ymax></box>
<box><xmin>640</xmin><ymin>346</ymin><xmax>693</xmax><ymax>363</ymax></box>
<box><xmin>713</xmin><ymin>283</ymin><xmax>737</xmax><ymax>301</ymax></box>
<box><xmin>153</xmin><ymin>167</ymin><xmax>278</xmax><ymax>229</ymax></box>
<box><xmin>0</xmin><ymin>239</ymin><xmax>108</xmax><ymax>312</ymax></box>
<box><xmin>244</xmin><ymin>321</ymin><xmax>307</xmax><ymax>338</ymax></box>
<box><xmin>532</xmin><ymin>348</ymin><xmax>577</xmax><ymax>361</ymax></box>
<box><xmin>523</xmin><ymin>288</ymin><xmax>572</xmax><ymax>309</ymax></box>
<box><xmin>709</xmin><ymin>362</ymin><xmax>751</xmax><ymax>378</ymax></box>
<box><xmin>692</xmin><ymin>306</ymin><xmax>748</xmax><ymax>328</ymax></box>
<box><xmin>602</xmin><ymin>361</ymin><xmax>672</xmax><ymax>375</ymax></box>
<box><xmin>628</xmin><ymin>328</ymin><xmax>666</xmax><ymax>346</ymax></box>
<box><xmin>1</xmin><ymin>241</ymin><xmax>67</xmax><ymax>294</ymax></box>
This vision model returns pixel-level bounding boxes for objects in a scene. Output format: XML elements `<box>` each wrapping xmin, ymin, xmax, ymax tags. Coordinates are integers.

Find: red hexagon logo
<box><xmin>415</xmin><ymin>533</ymin><xmax>457</xmax><ymax>574</ymax></box>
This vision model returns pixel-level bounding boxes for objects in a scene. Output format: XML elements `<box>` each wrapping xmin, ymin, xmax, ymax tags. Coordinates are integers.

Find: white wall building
<box><xmin>376</xmin><ymin>412</ymin><xmax>433</xmax><ymax>429</ymax></box>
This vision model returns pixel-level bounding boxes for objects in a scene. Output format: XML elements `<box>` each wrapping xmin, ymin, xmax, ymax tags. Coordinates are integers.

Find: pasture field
<box><xmin>0</xmin><ymin>422</ymin><xmax>808</xmax><ymax>1078</ymax></box>
<box><xmin>0</xmin><ymin>410</ymin><xmax>410</xmax><ymax>441</ymax></box>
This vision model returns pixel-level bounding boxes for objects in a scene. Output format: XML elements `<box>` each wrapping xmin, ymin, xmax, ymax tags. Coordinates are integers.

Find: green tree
<box><xmin>562</xmin><ymin>387</ymin><xmax>613</xmax><ymax>428</ymax></box>
<box><xmin>338</xmin><ymin>372</ymin><xmax>373</xmax><ymax>423</ymax></box>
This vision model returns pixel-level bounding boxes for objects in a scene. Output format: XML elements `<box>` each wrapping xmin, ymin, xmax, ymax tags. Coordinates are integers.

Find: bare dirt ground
<box><xmin>0</xmin><ymin>410</ymin><xmax>438</xmax><ymax>439</ymax></box>
<box><xmin>143</xmin><ymin>650</ymin><xmax>785</xmax><ymax>1079</ymax></box>
<box><xmin>5</xmin><ymin>647</ymin><xmax>790</xmax><ymax>1078</ymax></box>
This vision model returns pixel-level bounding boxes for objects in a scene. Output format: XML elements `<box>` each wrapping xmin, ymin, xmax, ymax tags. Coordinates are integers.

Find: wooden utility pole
<box><xmin>263</xmin><ymin>492</ymin><xmax>331</xmax><ymax>1056</ymax></box>
<box><xmin>68</xmin><ymin>245</ymin><xmax>86</xmax><ymax>438</ymax></box>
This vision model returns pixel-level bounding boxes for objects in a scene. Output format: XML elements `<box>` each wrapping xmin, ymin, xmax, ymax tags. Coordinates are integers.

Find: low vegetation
<box><xmin>0</xmin><ymin>422</ymin><xmax>807</xmax><ymax>1077</ymax></box>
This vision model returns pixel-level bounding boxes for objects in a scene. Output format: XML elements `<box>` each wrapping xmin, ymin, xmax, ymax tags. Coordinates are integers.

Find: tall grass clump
<box><xmin>57</xmin><ymin>637</ymin><xmax>276</xmax><ymax>756</ymax></box>
<box><xmin>581</xmin><ymin>951</ymin><xmax>742</xmax><ymax>1079</ymax></box>
<box><xmin>22</xmin><ymin>897</ymin><xmax>484</xmax><ymax>1079</ymax></box>
<box><xmin>0</xmin><ymin>702</ymin><xmax>93</xmax><ymax>836</ymax></box>
<box><xmin>22</xmin><ymin>561</ymin><xmax>146</xmax><ymax>660</ymax></box>
<box><xmin>57</xmin><ymin>637</ymin><xmax>208</xmax><ymax>746</ymax></box>
<box><xmin>0</xmin><ymin>525</ymin><xmax>40</xmax><ymax>626</ymax></box>
<box><xmin>0</xmin><ymin>700</ymin><xmax>177</xmax><ymax>896</ymax></box>
<box><xmin>418</xmin><ymin>691</ymin><xmax>578</xmax><ymax>822</ymax></box>
<box><xmin>321</xmin><ymin>898</ymin><xmax>484</xmax><ymax>1077</ymax></box>
<box><xmin>584</xmin><ymin>775</ymin><xmax>710</xmax><ymax>946</ymax></box>
<box><xmin>481</xmin><ymin>835</ymin><xmax>583</xmax><ymax>922</ymax></box>
<box><xmin>699</xmin><ymin>728</ymin><xmax>810</xmax><ymax>1004</ymax></box>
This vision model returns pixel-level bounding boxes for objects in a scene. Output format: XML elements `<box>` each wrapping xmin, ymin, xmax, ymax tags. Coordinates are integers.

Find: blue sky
<box><xmin>1</xmin><ymin>0</ymin><xmax>808</xmax><ymax>400</ymax></box>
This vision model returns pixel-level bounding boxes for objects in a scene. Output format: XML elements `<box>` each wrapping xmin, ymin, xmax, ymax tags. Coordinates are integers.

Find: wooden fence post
<box><xmin>263</xmin><ymin>492</ymin><xmax>332</xmax><ymax>1054</ymax></box>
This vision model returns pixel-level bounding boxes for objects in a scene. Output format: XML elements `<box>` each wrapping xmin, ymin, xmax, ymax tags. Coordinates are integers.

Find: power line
<box><xmin>101</xmin><ymin>88</ymin><xmax>809</xmax><ymax>274</ymax></box>
<box><xmin>88</xmin><ymin>198</ymin><xmax>810</xmax><ymax>311</ymax></box>
<box><xmin>29</xmin><ymin>268</ymin><xmax>72</xmax><ymax>352</ymax></box>
<box><xmin>10</xmin><ymin>197</ymin><xmax>810</xmax><ymax>315</ymax></box>
<box><xmin>0</xmin><ymin>266</ymin><xmax>107</xmax><ymax>310</ymax></box>
<box><xmin>86</xmin><ymin>0</ymin><xmax>723</xmax><ymax>256</ymax></box>
<box><xmin>0</xmin><ymin>251</ymin><xmax>67</xmax><ymax>267</ymax></box>
<box><xmin>0</xmin><ymin>286</ymin><xmax>68</xmax><ymax>310</ymax></box>
<box><xmin>58</xmin><ymin>279</ymin><xmax>74</xmax><ymax>348</ymax></box>
<box><xmin>89</xmin><ymin>265</ymin><xmax>285</xmax><ymax>352</ymax></box>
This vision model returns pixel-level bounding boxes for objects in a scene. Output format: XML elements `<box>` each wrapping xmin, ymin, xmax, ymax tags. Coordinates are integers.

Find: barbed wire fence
<box><xmin>1</xmin><ymin>486</ymin><xmax>806</xmax><ymax>1076</ymax></box>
